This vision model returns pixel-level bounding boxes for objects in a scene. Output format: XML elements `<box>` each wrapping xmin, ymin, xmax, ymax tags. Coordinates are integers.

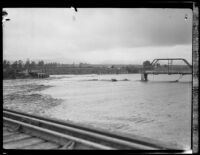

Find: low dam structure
<box><xmin>29</xmin><ymin>72</ymin><xmax>49</xmax><ymax>78</ymax></box>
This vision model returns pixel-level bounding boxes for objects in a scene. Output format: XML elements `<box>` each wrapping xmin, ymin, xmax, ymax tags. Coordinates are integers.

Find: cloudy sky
<box><xmin>3</xmin><ymin>8</ymin><xmax>192</xmax><ymax>64</ymax></box>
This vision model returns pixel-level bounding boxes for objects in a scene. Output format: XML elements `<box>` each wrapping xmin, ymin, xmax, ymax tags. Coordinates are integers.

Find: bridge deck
<box><xmin>144</xmin><ymin>71</ymin><xmax>192</xmax><ymax>75</ymax></box>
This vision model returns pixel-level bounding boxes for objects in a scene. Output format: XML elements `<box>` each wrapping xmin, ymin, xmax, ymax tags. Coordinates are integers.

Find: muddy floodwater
<box><xmin>3</xmin><ymin>74</ymin><xmax>192</xmax><ymax>149</ymax></box>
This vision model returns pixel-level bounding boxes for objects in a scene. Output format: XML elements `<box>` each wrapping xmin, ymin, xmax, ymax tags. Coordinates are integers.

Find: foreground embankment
<box><xmin>3</xmin><ymin>82</ymin><xmax>62</xmax><ymax>115</ymax></box>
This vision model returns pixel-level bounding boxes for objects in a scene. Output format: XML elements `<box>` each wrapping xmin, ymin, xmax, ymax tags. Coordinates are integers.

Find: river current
<box><xmin>3</xmin><ymin>74</ymin><xmax>192</xmax><ymax>149</ymax></box>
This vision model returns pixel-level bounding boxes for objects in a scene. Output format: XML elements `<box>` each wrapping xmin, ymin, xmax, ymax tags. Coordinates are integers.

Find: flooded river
<box><xmin>3</xmin><ymin>74</ymin><xmax>192</xmax><ymax>149</ymax></box>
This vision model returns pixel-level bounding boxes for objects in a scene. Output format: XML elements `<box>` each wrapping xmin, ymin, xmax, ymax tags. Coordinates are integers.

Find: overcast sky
<box><xmin>3</xmin><ymin>8</ymin><xmax>192</xmax><ymax>64</ymax></box>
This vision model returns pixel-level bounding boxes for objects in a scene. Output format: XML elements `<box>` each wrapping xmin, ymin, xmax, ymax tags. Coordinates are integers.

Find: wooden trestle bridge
<box><xmin>141</xmin><ymin>58</ymin><xmax>192</xmax><ymax>81</ymax></box>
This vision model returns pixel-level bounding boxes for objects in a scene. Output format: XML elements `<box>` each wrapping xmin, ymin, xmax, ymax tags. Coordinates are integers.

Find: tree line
<box><xmin>3</xmin><ymin>59</ymin><xmax>60</xmax><ymax>71</ymax></box>
<box><xmin>3</xmin><ymin>59</ymin><xmax>144</xmax><ymax>79</ymax></box>
<box><xmin>3</xmin><ymin>59</ymin><xmax>58</xmax><ymax>79</ymax></box>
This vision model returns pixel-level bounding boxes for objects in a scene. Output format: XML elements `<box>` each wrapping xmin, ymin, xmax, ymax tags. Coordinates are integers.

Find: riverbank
<box><xmin>3</xmin><ymin>83</ymin><xmax>63</xmax><ymax>115</ymax></box>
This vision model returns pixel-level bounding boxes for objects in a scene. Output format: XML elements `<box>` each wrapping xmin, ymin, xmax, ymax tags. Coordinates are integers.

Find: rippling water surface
<box><xmin>3</xmin><ymin>74</ymin><xmax>192</xmax><ymax>149</ymax></box>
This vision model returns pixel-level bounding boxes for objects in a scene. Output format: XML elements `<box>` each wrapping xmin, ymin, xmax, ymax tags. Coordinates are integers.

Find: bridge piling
<box><xmin>141</xmin><ymin>73</ymin><xmax>148</xmax><ymax>81</ymax></box>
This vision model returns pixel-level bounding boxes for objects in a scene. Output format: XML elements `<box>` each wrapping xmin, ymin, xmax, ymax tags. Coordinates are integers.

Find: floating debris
<box><xmin>122</xmin><ymin>78</ymin><xmax>129</xmax><ymax>81</ymax></box>
<box><xmin>111</xmin><ymin>79</ymin><xmax>117</xmax><ymax>82</ymax></box>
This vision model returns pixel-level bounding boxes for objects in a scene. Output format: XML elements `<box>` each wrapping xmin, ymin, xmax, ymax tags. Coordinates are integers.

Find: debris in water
<box><xmin>111</xmin><ymin>79</ymin><xmax>117</xmax><ymax>82</ymax></box>
<box><xmin>122</xmin><ymin>78</ymin><xmax>129</xmax><ymax>81</ymax></box>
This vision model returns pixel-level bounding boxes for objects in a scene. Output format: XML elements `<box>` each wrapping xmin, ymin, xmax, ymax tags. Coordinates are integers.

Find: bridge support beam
<box><xmin>141</xmin><ymin>73</ymin><xmax>148</xmax><ymax>81</ymax></box>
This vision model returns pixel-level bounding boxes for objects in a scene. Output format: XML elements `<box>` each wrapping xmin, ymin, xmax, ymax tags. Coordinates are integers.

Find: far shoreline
<box><xmin>3</xmin><ymin>73</ymin><xmax>141</xmax><ymax>80</ymax></box>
